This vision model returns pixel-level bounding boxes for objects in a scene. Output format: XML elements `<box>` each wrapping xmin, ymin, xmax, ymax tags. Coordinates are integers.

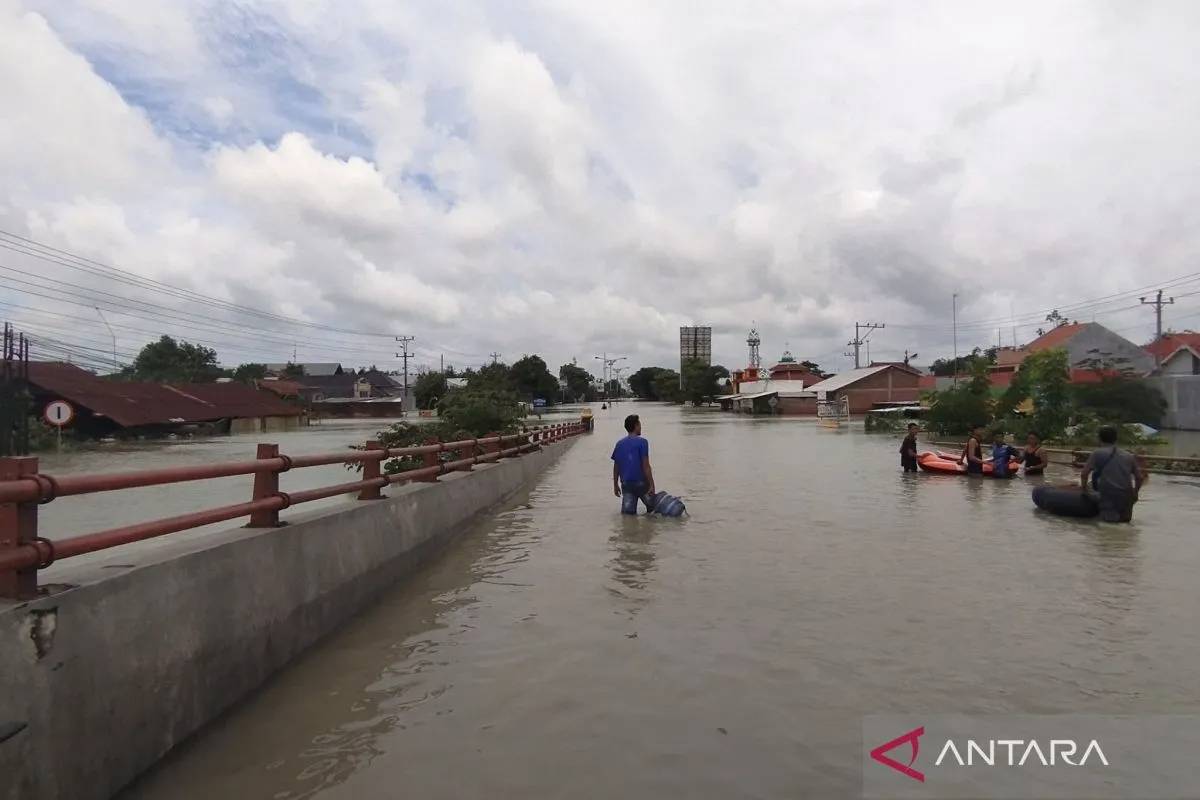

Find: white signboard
<box><xmin>43</xmin><ymin>400</ymin><xmax>75</xmax><ymax>427</ymax></box>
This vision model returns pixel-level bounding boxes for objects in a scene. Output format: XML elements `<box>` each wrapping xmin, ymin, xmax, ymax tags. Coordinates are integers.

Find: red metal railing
<box><xmin>0</xmin><ymin>421</ymin><xmax>586</xmax><ymax>599</ymax></box>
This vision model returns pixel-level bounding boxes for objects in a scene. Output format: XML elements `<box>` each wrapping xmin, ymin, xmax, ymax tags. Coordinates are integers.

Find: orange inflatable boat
<box><xmin>916</xmin><ymin>451</ymin><xmax>1020</xmax><ymax>477</ymax></box>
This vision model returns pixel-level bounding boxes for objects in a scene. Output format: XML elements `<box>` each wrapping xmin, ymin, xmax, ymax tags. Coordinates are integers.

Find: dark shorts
<box><xmin>620</xmin><ymin>481</ymin><xmax>652</xmax><ymax>515</ymax></box>
<box><xmin>966</xmin><ymin>461</ymin><xmax>984</xmax><ymax>475</ymax></box>
<box><xmin>1097</xmin><ymin>489</ymin><xmax>1136</xmax><ymax>523</ymax></box>
<box><xmin>901</xmin><ymin>455</ymin><xmax>918</xmax><ymax>472</ymax></box>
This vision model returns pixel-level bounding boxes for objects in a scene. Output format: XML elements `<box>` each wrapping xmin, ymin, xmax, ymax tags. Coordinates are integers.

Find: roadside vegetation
<box><xmin>924</xmin><ymin>349</ymin><xmax>1168</xmax><ymax>446</ymax></box>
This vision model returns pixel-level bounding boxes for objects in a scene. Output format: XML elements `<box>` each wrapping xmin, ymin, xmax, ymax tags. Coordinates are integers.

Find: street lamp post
<box><xmin>94</xmin><ymin>306</ymin><xmax>117</xmax><ymax>373</ymax></box>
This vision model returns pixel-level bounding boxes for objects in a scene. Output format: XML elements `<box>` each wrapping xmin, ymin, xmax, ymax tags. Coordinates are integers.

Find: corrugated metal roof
<box><xmin>28</xmin><ymin>362</ymin><xmax>301</xmax><ymax>427</ymax></box>
<box><xmin>738</xmin><ymin>391</ymin><xmax>778</xmax><ymax>400</ymax></box>
<box><xmin>805</xmin><ymin>365</ymin><xmax>891</xmax><ymax>394</ymax></box>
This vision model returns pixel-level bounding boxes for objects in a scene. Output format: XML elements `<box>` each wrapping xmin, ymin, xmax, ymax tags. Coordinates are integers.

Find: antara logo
<box><xmin>870</xmin><ymin>726</ymin><xmax>1110</xmax><ymax>783</ymax></box>
<box><xmin>870</xmin><ymin>726</ymin><xmax>926</xmax><ymax>783</ymax></box>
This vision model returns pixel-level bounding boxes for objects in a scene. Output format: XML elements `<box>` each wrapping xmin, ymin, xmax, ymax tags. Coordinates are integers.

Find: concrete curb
<box><xmin>0</xmin><ymin>437</ymin><xmax>580</xmax><ymax>800</ymax></box>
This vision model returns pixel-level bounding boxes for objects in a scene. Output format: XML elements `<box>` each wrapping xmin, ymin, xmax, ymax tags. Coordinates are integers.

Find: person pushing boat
<box><xmin>990</xmin><ymin>431</ymin><xmax>1016</xmax><ymax>478</ymax></box>
<box><xmin>899</xmin><ymin>423</ymin><xmax>919</xmax><ymax>472</ymax></box>
<box><xmin>1019</xmin><ymin>431</ymin><xmax>1045</xmax><ymax>476</ymax></box>
<box><xmin>959</xmin><ymin>425</ymin><xmax>985</xmax><ymax>475</ymax></box>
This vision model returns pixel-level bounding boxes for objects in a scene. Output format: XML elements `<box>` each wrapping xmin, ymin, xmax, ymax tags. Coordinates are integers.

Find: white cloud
<box><xmin>2</xmin><ymin>0</ymin><xmax>1200</xmax><ymax>374</ymax></box>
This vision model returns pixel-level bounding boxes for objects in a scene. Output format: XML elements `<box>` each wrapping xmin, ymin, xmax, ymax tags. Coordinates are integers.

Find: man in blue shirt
<box><xmin>612</xmin><ymin>414</ymin><xmax>655</xmax><ymax>514</ymax></box>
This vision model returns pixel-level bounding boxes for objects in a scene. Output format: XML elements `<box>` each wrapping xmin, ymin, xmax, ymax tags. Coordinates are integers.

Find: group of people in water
<box><xmin>899</xmin><ymin>422</ymin><xmax>1146</xmax><ymax>523</ymax></box>
<box><xmin>899</xmin><ymin>424</ymin><xmax>1046</xmax><ymax>477</ymax></box>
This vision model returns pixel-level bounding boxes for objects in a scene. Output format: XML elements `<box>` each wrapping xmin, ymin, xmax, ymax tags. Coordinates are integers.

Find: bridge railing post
<box><xmin>0</xmin><ymin>456</ymin><xmax>39</xmax><ymax>599</ymax></box>
<box><xmin>359</xmin><ymin>440</ymin><xmax>385</xmax><ymax>500</ymax></box>
<box><xmin>418</xmin><ymin>437</ymin><xmax>441</xmax><ymax>482</ymax></box>
<box><xmin>457</xmin><ymin>441</ymin><xmax>473</xmax><ymax>472</ymax></box>
<box><xmin>247</xmin><ymin>443</ymin><xmax>283</xmax><ymax>527</ymax></box>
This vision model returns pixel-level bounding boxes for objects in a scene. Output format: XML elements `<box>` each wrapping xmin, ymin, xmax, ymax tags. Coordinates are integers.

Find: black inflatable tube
<box><xmin>1032</xmin><ymin>486</ymin><xmax>1099</xmax><ymax>518</ymax></box>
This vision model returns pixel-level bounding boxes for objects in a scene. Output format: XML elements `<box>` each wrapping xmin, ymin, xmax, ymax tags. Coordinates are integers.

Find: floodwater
<box><xmin>114</xmin><ymin>403</ymin><xmax>1200</xmax><ymax>799</ymax></box>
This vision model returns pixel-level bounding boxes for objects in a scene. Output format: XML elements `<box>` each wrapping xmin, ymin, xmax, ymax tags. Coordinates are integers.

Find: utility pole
<box><xmin>847</xmin><ymin>322</ymin><xmax>885</xmax><ymax>369</ymax></box>
<box><xmin>489</xmin><ymin>351</ymin><xmax>502</xmax><ymax>365</ymax></box>
<box><xmin>952</xmin><ymin>293</ymin><xmax>959</xmax><ymax>387</ymax></box>
<box><xmin>395</xmin><ymin>336</ymin><xmax>414</xmax><ymax>410</ymax></box>
<box><xmin>93</xmin><ymin>306</ymin><xmax>117</xmax><ymax>373</ymax></box>
<box><xmin>440</xmin><ymin>353</ymin><xmax>444</xmax><ymax>375</ymax></box>
<box><xmin>1141</xmin><ymin>289</ymin><xmax>1175</xmax><ymax>369</ymax></box>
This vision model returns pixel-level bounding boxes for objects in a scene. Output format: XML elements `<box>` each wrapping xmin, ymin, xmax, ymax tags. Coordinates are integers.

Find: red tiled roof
<box><xmin>1025</xmin><ymin>323</ymin><xmax>1085</xmax><ymax>352</ymax></box>
<box><xmin>255</xmin><ymin>379</ymin><xmax>305</xmax><ymax>397</ymax></box>
<box><xmin>1145</xmin><ymin>332</ymin><xmax>1200</xmax><ymax>360</ymax></box>
<box><xmin>28</xmin><ymin>362</ymin><xmax>301</xmax><ymax>427</ymax></box>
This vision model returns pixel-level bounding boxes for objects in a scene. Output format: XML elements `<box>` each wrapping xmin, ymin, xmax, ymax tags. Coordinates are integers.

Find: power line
<box><xmin>0</xmin><ymin>230</ymin><xmax>494</xmax><ymax>361</ymax></box>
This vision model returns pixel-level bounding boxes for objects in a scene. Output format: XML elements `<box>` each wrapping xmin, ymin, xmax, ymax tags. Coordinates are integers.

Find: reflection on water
<box><xmin>120</xmin><ymin>405</ymin><xmax>1200</xmax><ymax>800</ymax></box>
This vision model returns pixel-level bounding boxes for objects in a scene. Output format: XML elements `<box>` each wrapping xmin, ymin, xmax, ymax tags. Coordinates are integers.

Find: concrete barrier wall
<box><xmin>1145</xmin><ymin>375</ymin><xmax>1200</xmax><ymax>431</ymax></box>
<box><xmin>0</xmin><ymin>439</ymin><xmax>578</xmax><ymax>800</ymax></box>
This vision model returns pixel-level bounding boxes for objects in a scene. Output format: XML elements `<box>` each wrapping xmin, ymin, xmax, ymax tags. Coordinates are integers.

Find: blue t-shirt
<box><xmin>992</xmin><ymin>443</ymin><xmax>1014</xmax><ymax>477</ymax></box>
<box><xmin>612</xmin><ymin>435</ymin><xmax>649</xmax><ymax>483</ymax></box>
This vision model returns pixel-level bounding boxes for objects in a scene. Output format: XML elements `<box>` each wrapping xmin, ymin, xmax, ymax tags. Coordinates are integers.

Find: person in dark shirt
<box><xmin>1020</xmin><ymin>431</ymin><xmax>1045</xmax><ymax>475</ymax></box>
<box><xmin>1080</xmin><ymin>425</ymin><xmax>1145</xmax><ymax>522</ymax></box>
<box><xmin>611</xmin><ymin>414</ymin><xmax>655</xmax><ymax>515</ymax></box>
<box><xmin>899</xmin><ymin>423</ymin><xmax>919</xmax><ymax>472</ymax></box>
<box><xmin>959</xmin><ymin>424</ymin><xmax>985</xmax><ymax>475</ymax></box>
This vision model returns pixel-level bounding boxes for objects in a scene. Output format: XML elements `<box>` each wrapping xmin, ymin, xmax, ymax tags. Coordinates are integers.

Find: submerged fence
<box><xmin>0</xmin><ymin>421</ymin><xmax>587</xmax><ymax>599</ymax></box>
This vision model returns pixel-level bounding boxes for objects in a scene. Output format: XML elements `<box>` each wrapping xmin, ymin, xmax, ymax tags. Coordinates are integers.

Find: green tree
<box><xmin>1022</xmin><ymin>349</ymin><xmax>1072</xmax><ymax>439</ymax></box>
<box><xmin>1072</xmin><ymin>377</ymin><xmax>1166</xmax><ymax>427</ymax></box>
<box><xmin>280</xmin><ymin>363</ymin><xmax>306</xmax><ymax>379</ymax></box>
<box><xmin>413</xmin><ymin>370</ymin><xmax>448</xmax><ymax>410</ymax></box>
<box><xmin>471</xmin><ymin>362</ymin><xmax>513</xmax><ymax>390</ymax></box>
<box><xmin>231</xmin><ymin>363</ymin><xmax>268</xmax><ymax>383</ymax></box>
<box><xmin>438</xmin><ymin>385</ymin><xmax>523</xmax><ymax>434</ymax></box>
<box><xmin>510</xmin><ymin>354</ymin><xmax>559</xmax><ymax>403</ymax></box>
<box><xmin>925</xmin><ymin>358</ymin><xmax>993</xmax><ymax>435</ymax></box>
<box><xmin>652</xmin><ymin>369</ymin><xmax>684</xmax><ymax>403</ymax></box>
<box><xmin>559</xmin><ymin>362</ymin><xmax>595</xmax><ymax>402</ymax></box>
<box><xmin>629</xmin><ymin>366</ymin><xmax>672</xmax><ymax>400</ymax></box>
<box><xmin>126</xmin><ymin>335</ymin><xmax>222</xmax><ymax>383</ymax></box>
<box><xmin>929</xmin><ymin>347</ymin><xmax>997</xmax><ymax>377</ymax></box>
<box><xmin>799</xmin><ymin>360</ymin><xmax>827</xmax><ymax>378</ymax></box>
<box><xmin>681</xmin><ymin>359</ymin><xmax>730</xmax><ymax>406</ymax></box>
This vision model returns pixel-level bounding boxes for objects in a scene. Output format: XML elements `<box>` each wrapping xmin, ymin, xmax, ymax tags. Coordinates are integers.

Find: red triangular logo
<box><xmin>870</xmin><ymin>726</ymin><xmax>926</xmax><ymax>783</ymax></box>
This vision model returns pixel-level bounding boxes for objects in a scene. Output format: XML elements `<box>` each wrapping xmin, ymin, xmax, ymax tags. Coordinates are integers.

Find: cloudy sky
<box><xmin>2</xmin><ymin>0</ymin><xmax>1199</xmax><ymax>377</ymax></box>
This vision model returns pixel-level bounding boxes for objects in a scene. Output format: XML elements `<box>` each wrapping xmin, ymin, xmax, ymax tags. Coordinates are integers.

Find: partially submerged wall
<box><xmin>0</xmin><ymin>438</ymin><xmax>578</xmax><ymax>800</ymax></box>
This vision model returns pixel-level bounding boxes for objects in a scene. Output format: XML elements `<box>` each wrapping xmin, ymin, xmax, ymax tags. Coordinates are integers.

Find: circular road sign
<box><xmin>43</xmin><ymin>400</ymin><xmax>75</xmax><ymax>427</ymax></box>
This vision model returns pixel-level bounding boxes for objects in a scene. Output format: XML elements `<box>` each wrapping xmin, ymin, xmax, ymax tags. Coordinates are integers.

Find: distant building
<box><xmin>1146</xmin><ymin>332</ymin><xmax>1200</xmax><ymax>373</ymax></box>
<box><xmin>264</xmin><ymin>362</ymin><xmax>344</xmax><ymax>377</ymax></box>
<box><xmin>995</xmin><ymin>323</ymin><xmax>1154</xmax><ymax>377</ymax></box>
<box><xmin>28</xmin><ymin>362</ymin><xmax>305</xmax><ymax>435</ymax></box>
<box><xmin>805</xmin><ymin>364</ymin><xmax>922</xmax><ymax>414</ymax></box>
<box><xmin>767</xmin><ymin>350</ymin><xmax>823</xmax><ymax>386</ymax></box>
<box><xmin>1160</xmin><ymin>343</ymin><xmax>1200</xmax><ymax>376</ymax></box>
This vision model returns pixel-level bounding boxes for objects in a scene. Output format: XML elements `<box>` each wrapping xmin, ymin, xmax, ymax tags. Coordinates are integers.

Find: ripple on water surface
<box><xmin>119</xmin><ymin>405</ymin><xmax>1200</xmax><ymax>800</ymax></box>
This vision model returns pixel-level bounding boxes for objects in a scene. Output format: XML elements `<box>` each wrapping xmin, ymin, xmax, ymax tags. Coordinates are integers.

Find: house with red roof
<box><xmin>1145</xmin><ymin>331</ymin><xmax>1200</xmax><ymax>375</ymax></box>
<box><xmin>991</xmin><ymin>322</ymin><xmax>1154</xmax><ymax>382</ymax></box>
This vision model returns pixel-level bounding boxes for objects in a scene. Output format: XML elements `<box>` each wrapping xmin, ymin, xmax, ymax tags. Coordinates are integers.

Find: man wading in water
<box><xmin>1080</xmin><ymin>425</ymin><xmax>1145</xmax><ymax>523</ymax></box>
<box><xmin>612</xmin><ymin>414</ymin><xmax>655</xmax><ymax>514</ymax></box>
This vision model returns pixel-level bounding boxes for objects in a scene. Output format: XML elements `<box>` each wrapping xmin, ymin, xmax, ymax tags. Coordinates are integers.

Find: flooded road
<box><xmin>119</xmin><ymin>404</ymin><xmax>1200</xmax><ymax>799</ymax></box>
